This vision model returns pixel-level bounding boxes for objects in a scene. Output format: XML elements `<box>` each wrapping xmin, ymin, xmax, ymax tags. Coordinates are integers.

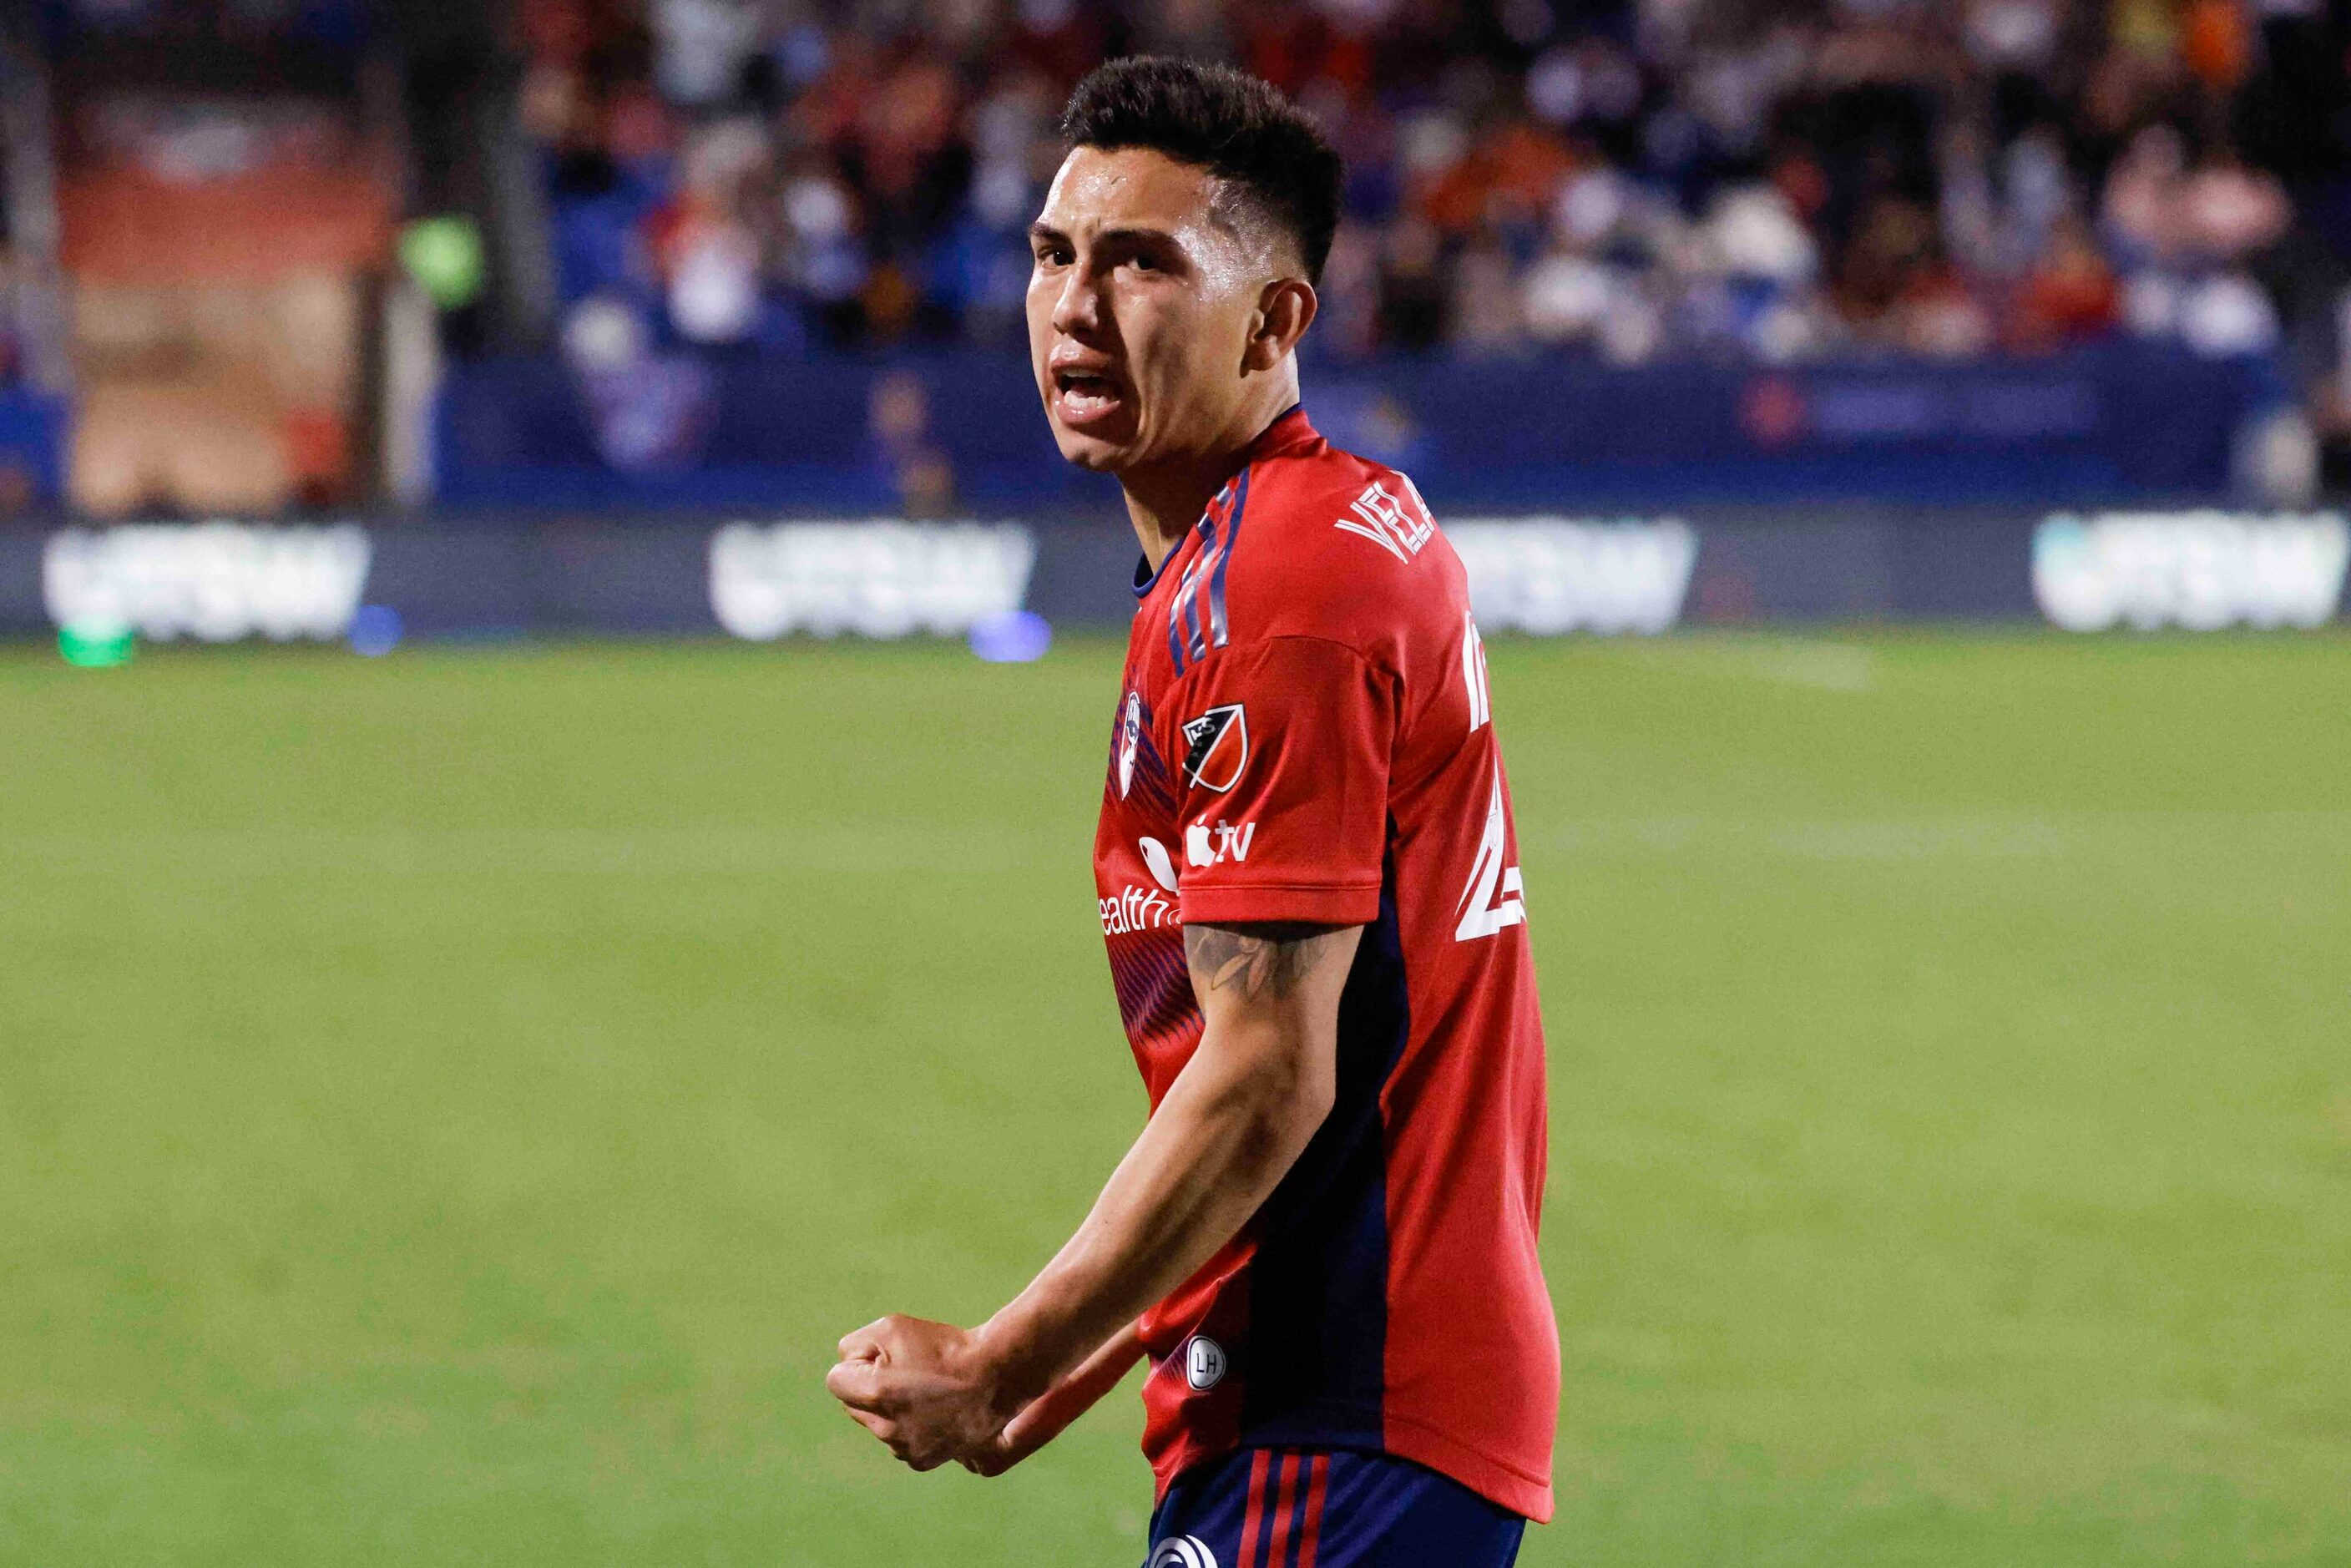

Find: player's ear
<box><xmin>1243</xmin><ymin>278</ymin><xmax>1317</xmax><ymax>373</ymax></box>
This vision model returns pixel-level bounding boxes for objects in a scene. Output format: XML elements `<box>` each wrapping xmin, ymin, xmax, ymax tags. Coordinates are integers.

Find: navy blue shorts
<box><xmin>1144</xmin><ymin>1446</ymin><xmax>1525</xmax><ymax>1568</ymax></box>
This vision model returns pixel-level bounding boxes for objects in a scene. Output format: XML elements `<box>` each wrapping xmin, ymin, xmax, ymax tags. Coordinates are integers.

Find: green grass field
<box><xmin>3</xmin><ymin>631</ymin><xmax>2348</xmax><ymax>1566</ymax></box>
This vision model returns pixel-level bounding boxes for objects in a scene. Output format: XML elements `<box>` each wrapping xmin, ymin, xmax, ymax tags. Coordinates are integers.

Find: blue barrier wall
<box><xmin>0</xmin><ymin>391</ymin><xmax>68</xmax><ymax>504</ymax></box>
<box><xmin>435</xmin><ymin>346</ymin><xmax>2289</xmax><ymax>514</ymax></box>
<box><xmin>0</xmin><ymin>350</ymin><xmax>2285</xmax><ymax>518</ymax></box>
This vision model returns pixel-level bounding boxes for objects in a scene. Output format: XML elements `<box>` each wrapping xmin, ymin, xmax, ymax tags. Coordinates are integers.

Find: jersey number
<box><xmin>1461</xmin><ymin>612</ymin><xmax>1491</xmax><ymax>731</ymax></box>
<box><xmin>1454</xmin><ymin>766</ymin><xmax>1525</xmax><ymax>941</ymax></box>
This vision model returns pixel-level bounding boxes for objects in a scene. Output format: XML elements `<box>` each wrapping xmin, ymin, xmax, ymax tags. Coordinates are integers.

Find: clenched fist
<box><xmin>825</xmin><ymin>1315</ymin><xmax>1023</xmax><ymax>1472</ymax></box>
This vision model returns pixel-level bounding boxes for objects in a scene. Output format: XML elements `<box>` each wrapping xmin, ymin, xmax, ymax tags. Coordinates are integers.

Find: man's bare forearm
<box><xmin>973</xmin><ymin>923</ymin><xmax>1360</xmax><ymax>1406</ymax></box>
<box><xmin>973</xmin><ymin>1010</ymin><xmax>1329</xmax><ymax>1399</ymax></box>
<box><xmin>965</xmin><ymin>1320</ymin><xmax>1149</xmax><ymax>1473</ymax></box>
<box><xmin>1048</xmin><ymin>1319</ymin><xmax>1151</xmax><ymax>1416</ymax></box>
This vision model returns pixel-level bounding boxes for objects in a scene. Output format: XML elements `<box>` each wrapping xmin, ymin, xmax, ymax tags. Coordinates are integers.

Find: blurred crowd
<box><xmin>515</xmin><ymin>0</ymin><xmax>2345</xmax><ymax>369</ymax></box>
<box><xmin>1</xmin><ymin>230</ymin><xmax>21</xmax><ymax>391</ymax></box>
<box><xmin>0</xmin><ymin>114</ymin><xmax>26</xmax><ymax>391</ymax></box>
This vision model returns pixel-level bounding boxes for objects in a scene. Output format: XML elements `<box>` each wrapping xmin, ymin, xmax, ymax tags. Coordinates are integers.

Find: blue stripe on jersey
<box><xmin>1181</xmin><ymin>529</ymin><xmax>1212</xmax><ymax>665</ymax></box>
<box><xmin>1160</xmin><ymin>469</ymin><xmax>1250</xmax><ymax>676</ymax></box>
<box><xmin>1206</xmin><ymin>466</ymin><xmax>1248</xmax><ymax>653</ymax></box>
<box><xmin>1236</xmin><ymin>852</ymin><xmax>1411</xmax><ymax>1451</ymax></box>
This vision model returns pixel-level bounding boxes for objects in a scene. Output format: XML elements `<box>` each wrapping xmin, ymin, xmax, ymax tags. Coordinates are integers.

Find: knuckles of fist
<box><xmin>826</xmin><ymin>1313</ymin><xmax>1022</xmax><ymax>1474</ymax></box>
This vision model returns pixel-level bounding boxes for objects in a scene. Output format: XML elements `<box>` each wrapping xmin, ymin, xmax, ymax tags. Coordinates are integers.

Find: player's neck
<box><xmin>1120</xmin><ymin>387</ymin><xmax>1299</xmax><ymax>572</ymax></box>
<box><xmin>1120</xmin><ymin>460</ymin><xmax>1226</xmax><ymax>573</ymax></box>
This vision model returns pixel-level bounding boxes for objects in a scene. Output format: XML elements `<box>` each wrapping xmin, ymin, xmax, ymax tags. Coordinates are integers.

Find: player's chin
<box><xmin>1048</xmin><ymin>421</ymin><xmax>1140</xmax><ymax>472</ymax></box>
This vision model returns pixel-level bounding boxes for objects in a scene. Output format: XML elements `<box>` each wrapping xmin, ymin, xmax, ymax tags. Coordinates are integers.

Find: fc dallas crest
<box><xmin>1117</xmin><ymin>690</ymin><xmax>1143</xmax><ymax>797</ymax></box>
<box><xmin>1181</xmin><ymin>703</ymin><xmax>1249</xmax><ymax>792</ymax></box>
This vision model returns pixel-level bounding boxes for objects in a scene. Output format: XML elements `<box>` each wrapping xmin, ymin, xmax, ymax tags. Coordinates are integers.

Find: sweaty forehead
<box><xmin>1041</xmin><ymin>146</ymin><xmax>1271</xmax><ymax>265</ymax></box>
<box><xmin>1044</xmin><ymin>147</ymin><xmax>1216</xmax><ymax>232</ymax></box>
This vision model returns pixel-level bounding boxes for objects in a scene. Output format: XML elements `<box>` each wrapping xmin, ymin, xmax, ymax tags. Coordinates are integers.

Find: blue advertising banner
<box><xmin>6</xmin><ymin>508</ymin><xmax>2342</xmax><ymax>646</ymax></box>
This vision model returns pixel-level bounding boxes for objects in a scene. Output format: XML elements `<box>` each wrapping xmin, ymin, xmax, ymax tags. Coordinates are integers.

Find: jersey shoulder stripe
<box><xmin>1166</xmin><ymin>465</ymin><xmax>1251</xmax><ymax>675</ymax></box>
<box><xmin>1205</xmin><ymin>464</ymin><xmax>1248</xmax><ymax>652</ymax></box>
<box><xmin>1191</xmin><ymin>445</ymin><xmax>1462</xmax><ymax>672</ymax></box>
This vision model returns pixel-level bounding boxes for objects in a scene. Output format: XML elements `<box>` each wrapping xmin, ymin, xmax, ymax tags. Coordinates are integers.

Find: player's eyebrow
<box><xmin>1028</xmin><ymin>222</ymin><xmax>1191</xmax><ymax>256</ymax></box>
<box><xmin>1093</xmin><ymin>225</ymin><xmax>1184</xmax><ymax>251</ymax></box>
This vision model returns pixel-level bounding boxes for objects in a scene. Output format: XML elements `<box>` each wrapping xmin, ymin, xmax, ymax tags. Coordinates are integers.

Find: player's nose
<box><xmin>1049</xmin><ymin>262</ymin><xmax>1105</xmax><ymax>338</ymax></box>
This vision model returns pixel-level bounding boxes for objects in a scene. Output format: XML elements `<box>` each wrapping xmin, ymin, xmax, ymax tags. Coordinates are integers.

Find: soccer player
<box><xmin>827</xmin><ymin>57</ymin><xmax>1557</xmax><ymax>1565</ymax></box>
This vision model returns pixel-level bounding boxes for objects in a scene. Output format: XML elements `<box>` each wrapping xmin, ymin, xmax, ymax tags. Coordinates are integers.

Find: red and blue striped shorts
<box><xmin>1144</xmin><ymin>1446</ymin><xmax>1525</xmax><ymax>1568</ymax></box>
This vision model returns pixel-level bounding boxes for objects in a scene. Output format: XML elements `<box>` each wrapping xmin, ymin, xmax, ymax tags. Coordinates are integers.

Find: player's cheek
<box><xmin>1024</xmin><ymin>273</ymin><xmax>1059</xmax><ymax>331</ymax></box>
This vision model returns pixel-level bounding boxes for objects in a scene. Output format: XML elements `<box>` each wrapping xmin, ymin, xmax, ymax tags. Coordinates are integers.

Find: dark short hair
<box><xmin>1059</xmin><ymin>57</ymin><xmax>1343</xmax><ymax>286</ymax></box>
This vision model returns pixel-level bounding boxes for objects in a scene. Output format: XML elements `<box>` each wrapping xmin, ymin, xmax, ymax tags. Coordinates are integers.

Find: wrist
<box><xmin>969</xmin><ymin>1301</ymin><xmax>1066</xmax><ymax>1414</ymax></box>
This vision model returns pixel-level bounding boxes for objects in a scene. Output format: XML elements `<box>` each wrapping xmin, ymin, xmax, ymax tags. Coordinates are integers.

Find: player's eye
<box><xmin>1130</xmin><ymin>253</ymin><xmax>1158</xmax><ymax>272</ymax></box>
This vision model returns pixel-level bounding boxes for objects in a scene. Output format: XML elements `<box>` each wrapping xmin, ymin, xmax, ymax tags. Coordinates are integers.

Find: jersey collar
<box><xmin>1244</xmin><ymin>402</ymin><xmax>1315</xmax><ymax>463</ymax></box>
<box><xmin>1131</xmin><ymin>540</ymin><xmax>1186</xmax><ymax>599</ymax></box>
<box><xmin>1130</xmin><ymin>404</ymin><xmax>1315</xmax><ymax>599</ymax></box>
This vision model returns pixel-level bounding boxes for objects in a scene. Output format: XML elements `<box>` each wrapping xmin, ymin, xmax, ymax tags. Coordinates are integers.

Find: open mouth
<box><xmin>1050</xmin><ymin>365</ymin><xmax>1128</xmax><ymax>429</ymax></box>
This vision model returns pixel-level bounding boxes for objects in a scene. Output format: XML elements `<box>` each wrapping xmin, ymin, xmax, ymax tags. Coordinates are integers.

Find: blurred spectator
<box><xmin>500</xmin><ymin>0</ymin><xmax>2344</xmax><ymax>373</ymax></box>
<box><xmin>0</xmin><ymin>175</ymin><xmax>23</xmax><ymax>390</ymax></box>
<box><xmin>0</xmin><ymin>250</ymin><xmax>20</xmax><ymax>392</ymax></box>
<box><xmin>2012</xmin><ymin>214</ymin><xmax>2123</xmax><ymax>349</ymax></box>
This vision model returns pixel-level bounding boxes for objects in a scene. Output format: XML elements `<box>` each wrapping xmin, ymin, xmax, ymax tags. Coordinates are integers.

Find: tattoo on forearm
<box><xmin>1184</xmin><ymin>923</ymin><xmax>1336</xmax><ymax>1002</ymax></box>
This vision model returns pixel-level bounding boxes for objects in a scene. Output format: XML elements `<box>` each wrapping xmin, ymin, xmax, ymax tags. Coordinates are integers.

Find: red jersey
<box><xmin>1092</xmin><ymin>407</ymin><xmax>1558</xmax><ymax>1522</ymax></box>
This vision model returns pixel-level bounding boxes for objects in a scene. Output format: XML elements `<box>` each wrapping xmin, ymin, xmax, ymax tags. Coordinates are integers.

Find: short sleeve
<box><xmin>1163</xmin><ymin>636</ymin><xmax>1395</xmax><ymax>927</ymax></box>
